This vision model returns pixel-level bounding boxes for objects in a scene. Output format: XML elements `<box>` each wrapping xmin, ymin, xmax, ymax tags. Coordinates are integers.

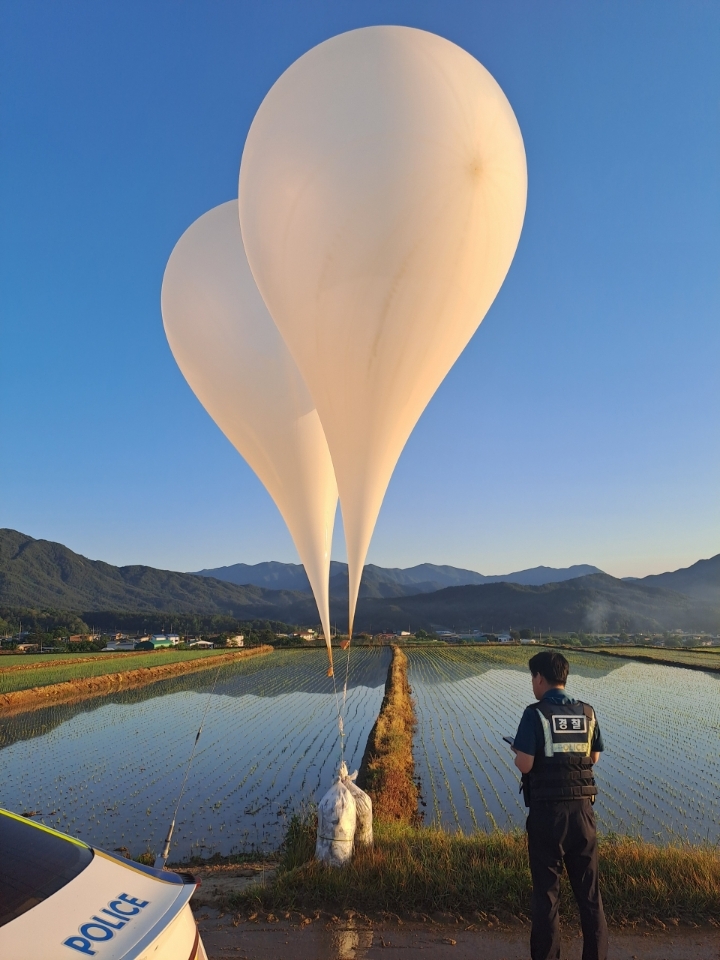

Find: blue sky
<box><xmin>1</xmin><ymin>1</ymin><xmax>718</xmax><ymax>578</ymax></box>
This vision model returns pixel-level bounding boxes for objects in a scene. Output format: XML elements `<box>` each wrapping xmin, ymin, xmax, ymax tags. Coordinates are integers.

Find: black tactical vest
<box><xmin>521</xmin><ymin>699</ymin><xmax>598</xmax><ymax>805</ymax></box>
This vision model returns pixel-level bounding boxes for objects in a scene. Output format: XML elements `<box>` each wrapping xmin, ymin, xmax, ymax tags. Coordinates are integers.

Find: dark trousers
<box><xmin>526</xmin><ymin>800</ymin><xmax>608</xmax><ymax>960</ymax></box>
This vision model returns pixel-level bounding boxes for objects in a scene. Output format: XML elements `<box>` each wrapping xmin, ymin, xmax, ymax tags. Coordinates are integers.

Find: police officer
<box><xmin>512</xmin><ymin>650</ymin><xmax>607</xmax><ymax>960</ymax></box>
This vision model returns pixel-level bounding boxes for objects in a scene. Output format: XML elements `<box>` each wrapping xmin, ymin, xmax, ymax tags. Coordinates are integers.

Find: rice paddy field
<box><xmin>0</xmin><ymin>648</ymin><xmax>390</xmax><ymax>860</ymax></box>
<box><xmin>3</xmin><ymin>645</ymin><xmax>719</xmax><ymax>863</ymax></box>
<box><xmin>0</xmin><ymin>647</ymin><xmax>234</xmax><ymax>694</ymax></box>
<box><xmin>407</xmin><ymin>646</ymin><xmax>720</xmax><ymax>844</ymax></box>
<box><xmin>595</xmin><ymin>645</ymin><xmax>720</xmax><ymax>670</ymax></box>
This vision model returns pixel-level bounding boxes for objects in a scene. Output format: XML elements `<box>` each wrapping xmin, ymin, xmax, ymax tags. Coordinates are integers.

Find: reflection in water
<box><xmin>0</xmin><ymin>649</ymin><xmax>390</xmax><ymax>860</ymax></box>
<box><xmin>408</xmin><ymin>648</ymin><xmax>720</xmax><ymax>844</ymax></box>
<box><xmin>404</xmin><ymin>645</ymin><xmax>623</xmax><ymax>684</ymax></box>
<box><xmin>0</xmin><ymin>649</ymin><xmax>389</xmax><ymax>752</ymax></box>
<box><xmin>333</xmin><ymin>923</ymin><xmax>374</xmax><ymax>959</ymax></box>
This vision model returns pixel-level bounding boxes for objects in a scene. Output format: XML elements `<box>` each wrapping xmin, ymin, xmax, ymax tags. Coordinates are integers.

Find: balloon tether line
<box><xmin>342</xmin><ymin>637</ymin><xmax>351</xmax><ymax>716</ymax></box>
<box><xmin>338</xmin><ymin>614</ymin><xmax>353</xmax><ymax>766</ymax></box>
<box><xmin>154</xmin><ymin>663</ymin><xmax>222</xmax><ymax>869</ymax></box>
<box><xmin>327</xmin><ymin>644</ymin><xmax>345</xmax><ymax>764</ymax></box>
<box><xmin>327</xmin><ymin>628</ymin><xmax>352</xmax><ymax>768</ymax></box>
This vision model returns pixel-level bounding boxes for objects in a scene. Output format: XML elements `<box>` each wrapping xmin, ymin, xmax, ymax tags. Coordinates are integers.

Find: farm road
<box><xmin>196</xmin><ymin>914</ymin><xmax>720</xmax><ymax>959</ymax></box>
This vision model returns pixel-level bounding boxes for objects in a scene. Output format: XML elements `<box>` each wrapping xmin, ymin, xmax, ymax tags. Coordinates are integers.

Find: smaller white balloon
<box><xmin>161</xmin><ymin>201</ymin><xmax>338</xmax><ymax>663</ymax></box>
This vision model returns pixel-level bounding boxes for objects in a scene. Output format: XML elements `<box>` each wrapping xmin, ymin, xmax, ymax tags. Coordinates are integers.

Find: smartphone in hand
<box><xmin>502</xmin><ymin>736</ymin><xmax>515</xmax><ymax>747</ymax></box>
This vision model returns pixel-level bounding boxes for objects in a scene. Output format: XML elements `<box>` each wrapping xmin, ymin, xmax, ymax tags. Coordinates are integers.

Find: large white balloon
<box><xmin>239</xmin><ymin>26</ymin><xmax>527</xmax><ymax>635</ymax></box>
<box><xmin>162</xmin><ymin>201</ymin><xmax>338</xmax><ymax>662</ymax></box>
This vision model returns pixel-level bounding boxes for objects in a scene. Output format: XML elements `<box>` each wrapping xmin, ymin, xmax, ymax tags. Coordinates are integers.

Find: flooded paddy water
<box><xmin>407</xmin><ymin>647</ymin><xmax>720</xmax><ymax>843</ymax></box>
<box><xmin>0</xmin><ymin>647</ymin><xmax>390</xmax><ymax>860</ymax></box>
<box><xmin>3</xmin><ymin>645</ymin><xmax>719</xmax><ymax>861</ymax></box>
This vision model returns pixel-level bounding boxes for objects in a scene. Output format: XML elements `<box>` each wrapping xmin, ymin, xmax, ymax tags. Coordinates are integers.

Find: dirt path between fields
<box><xmin>195</xmin><ymin>911</ymin><xmax>720</xmax><ymax>960</ymax></box>
<box><xmin>189</xmin><ymin>866</ymin><xmax>719</xmax><ymax>959</ymax></box>
<box><xmin>0</xmin><ymin>645</ymin><xmax>273</xmax><ymax>714</ymax></box>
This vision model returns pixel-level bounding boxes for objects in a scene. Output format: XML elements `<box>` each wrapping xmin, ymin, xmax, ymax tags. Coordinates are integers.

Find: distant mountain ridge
<box><xmin>343</xmin><ymin>573</ymin><xmax>720</xmax><ymax>635</ymax></box>
<box><xmin>193</xmin><ymin>559</ymin><xmax>604</xmax><ymax>598</ymax></box>
<box><xmin>1</xmin><ymin>529</ymin><xmax>719</xmax><ymax>634</ymax></box>
<box><xmin>0</xmin><ymin>529</ymin><xmax>305</xmax><ymax>617</ymax></box>
<box><xmin>637</xmin><ymin>555</ymin><xmax>720</xmax><ymax>605</ymax></box>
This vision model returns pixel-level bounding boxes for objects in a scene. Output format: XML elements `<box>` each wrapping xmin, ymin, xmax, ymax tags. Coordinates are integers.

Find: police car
<box><xmin>0</xmin><ymin>807</ymin><xmax>208</xmax><ymax>960</ymax></box>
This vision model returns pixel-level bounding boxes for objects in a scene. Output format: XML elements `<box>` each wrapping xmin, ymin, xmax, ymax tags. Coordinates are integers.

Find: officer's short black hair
<box><xmin>529</xmin><ymin>650</ymin><xmax>569</xmax><ymax>685</ymax></box>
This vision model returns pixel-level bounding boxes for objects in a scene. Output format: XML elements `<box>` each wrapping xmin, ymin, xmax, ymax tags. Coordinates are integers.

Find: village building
<box><xmin>102</xmin><ymin>639</ymin><xmax>136</xmax><ymax>651</ymax></box>
<box><xmin>135</xmin><ymin>634</ymin><xmax>180</xmax><ymax>650</ymax></box>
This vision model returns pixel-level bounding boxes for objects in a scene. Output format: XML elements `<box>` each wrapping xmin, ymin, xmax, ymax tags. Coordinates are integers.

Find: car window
<box><xmin>0</xmin><ymin>810</ymin><xmax>93</xmax><ymax>926</ymax></box>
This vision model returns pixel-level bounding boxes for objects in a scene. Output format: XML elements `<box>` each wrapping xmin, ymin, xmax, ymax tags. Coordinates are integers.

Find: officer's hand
<box><xmin>514</xmin><ymin>750</ymin><xmax>535</xmax><ymax>774</ymax></box>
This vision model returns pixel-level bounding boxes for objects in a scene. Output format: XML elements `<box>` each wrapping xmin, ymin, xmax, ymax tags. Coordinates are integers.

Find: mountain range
<box><xmin>1</xmin><ymin>529</ymin><xmax>719</xmax><ymax>634</ymax></box>
<box><xmin>346</xmin><ymin>573</ymin><xmax>720</xmax><ymax>635</ymax></box>
<box><xmin>633</xmin><ymin>554</ymin><xmax>720</xmax><ymax>604</ymax></box>
<box><xmin>0</xmin><ymin>529</ymin><xmax>301</xmax><ymax>618</ymax></box>
<box><xmin>193</xmin><ymin>559</ymin><xmax>603</xmax><ymax>598</ymax></box>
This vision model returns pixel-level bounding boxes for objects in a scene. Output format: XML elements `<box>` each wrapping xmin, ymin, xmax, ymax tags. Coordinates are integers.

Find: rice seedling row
<box><xmin>0</xmin><ymin>652</ymin><xmax>146</xmax><ymax>673</ymax></box>
<box><xmin>407</xmin><ymin>647</ymin><xmax>720</xmax><ymax>843</ymax></box>
<box><xmin>0</xmin><ymin>648</ymin><xmax>390</xmax><ymax>859</ymax></box>
<box><xmin>0</xmin><ymin>647</ymin><xmax>233</xmax><ymax>693</ymax></box>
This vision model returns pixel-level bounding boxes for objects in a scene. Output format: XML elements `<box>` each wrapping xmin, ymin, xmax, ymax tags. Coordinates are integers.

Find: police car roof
<box><xmin>0</xmin><ymin>807</ymin><xmax>197</xmax><ymax>960</ymax></box>
<box><xmin>0</xmin><ymin>807</ymin><xmax>94</xmax><ymax>927</ymax></box>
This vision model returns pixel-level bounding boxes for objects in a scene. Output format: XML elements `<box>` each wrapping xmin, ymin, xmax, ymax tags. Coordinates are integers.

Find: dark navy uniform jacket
<box><xmin>514</xmin><ymin>688</ymin><xmax>605</xmax><ymax>756</ymax></box>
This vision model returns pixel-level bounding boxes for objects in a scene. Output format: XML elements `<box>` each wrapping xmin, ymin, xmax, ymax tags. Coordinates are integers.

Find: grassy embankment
<box><xmin>356</xmin><ymin>645</ymin><xmax>420</xmax><ymax>824</ymax></box>
<box><xmin>0</xmin><ymin>645</ymin><xmax>273</xmax><ymax>712</ymax></box>
<box><xmin>235</xmin><ymin>644</ymin><xmax>720</xmax><ymax>925</ymax></box>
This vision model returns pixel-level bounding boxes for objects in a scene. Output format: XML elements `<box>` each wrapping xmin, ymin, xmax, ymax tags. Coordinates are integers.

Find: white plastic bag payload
<box><xmin>341</xmin><ymin>764</ymin><xmax>373</xmax><ymax>848</ymax></box>
<box><xmin>315</xmin><ymin>770</ymin><xmax>357</xmax><ymax>867</ymax></box>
